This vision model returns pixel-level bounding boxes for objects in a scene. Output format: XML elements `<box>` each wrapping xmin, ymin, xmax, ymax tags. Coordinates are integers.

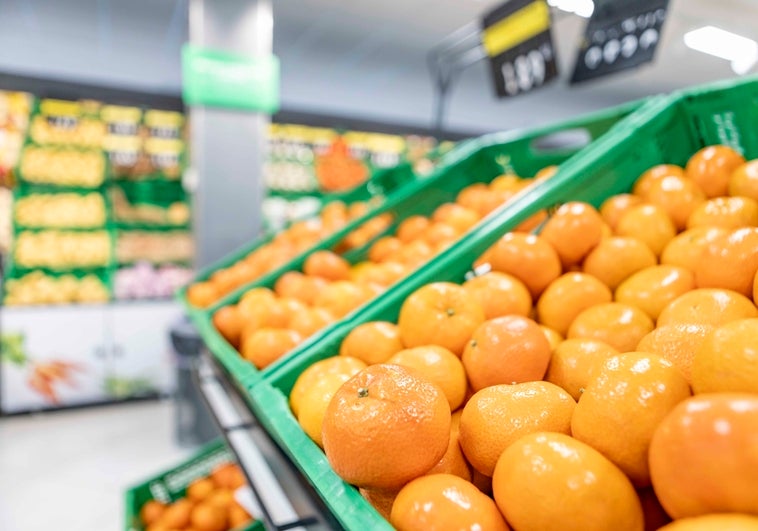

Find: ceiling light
<box><xmin>684</xmin><ymin>25</ymin><xmax>758</xmax><ymax>75</ymax></box>
<box><xmin>547</xmin><ymin>0</ymin><xmax>594</xmax><ymax>18</ymax></box>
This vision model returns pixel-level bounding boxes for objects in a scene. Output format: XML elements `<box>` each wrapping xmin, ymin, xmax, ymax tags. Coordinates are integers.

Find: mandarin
<box><xmin>582</xmin><ymin>236</ymin><xmax>657</xmax><ymax>290</ymax></box>
<box><xmin>686</xmin><ymin>196</ymin><xmax>758</xmax><ymax>230</ymax></box>
<box><xmin>536</xmin><ymin>272</ymin><xmax>613</xmax><ymax>336</ymax></box>
<box><xmin>388</xmin><ymin>346</ymin><xmax>467</xmax><ymax>410</ymax></box>
<box><xmin>636</xmin><ymin>323</ymin><xmax>714</xmax><ymax>384</ymax></box>
<box><xmin>686</xmin><ymin>145</ymin><xmax>746</xmax><ymax>198</ymax></box>
<box><xmin>545</xmin><ymin>338</ymin><xmax>620</xmax><ymax>400</ymax></box>
<box><xmin>241</xmin><ymin>328</ymin><xmax>302</xmax><ymax>369</ymax></box>
<box><xmin>694</xmin><ymin>227</ymin><xmax>758</xmax><ymax>297</ymax></box>
<box><xmin>729</xmin><ymin>159</ymin><xmax>758</xmax><ymax>201</ymax></box>
<box><xmin>540</xmin><ymin>201</ymin><xmax>604</xmax><ymax>267</ymax></box>
<box><xmin>656</xmin><ymin>288</ymin><xmax>758</xmax><ymax>327</ymax></box>
<box><xmin>339</xmin><ymin>321</ymin><xmax>404</xmax><ymax>365</ymax></box>
<box><xmin>642</xmin><ymin>174</ymin><xmax>706</xmax><ymax>230</ymax></box>
<box><xmin>661</xmin><ymin>226</ymin><xmax>728</xmax><ymax>273</ymax></box>
<box><xmin>568</xmin><ymin>302</ymin><xmax>654</xmax><ymax>352</ymax></box>
<box><xmin>600</xmin><ymin>193</ymin><xmax>645</xmax><ymax>230</ymax></box>
<box><xmin>462</xmin><ymin>271</ymin><xmax>532</xmax><ymax>319</ymax></box>
<box><xmin>634</xmin><ymin>164</ymin><xmax>686</xmax><ymax>196</ymax></box>
<box><xmin>691</xmin><ymin>318</ymin><xmax>758</xmax><ymax>394</ymax></box>
<box><xmin>486</xmin><ymin>232</ymin><xmax>562</xmax><ymax>297</ymax></box>
<box><xmin>615</xmin><ymin>265</ymin><xmax>696</xmax><ymax>321</ymax></box>
<box><xmin>616</xmin><ymin>203</ymin><xmax>677</xmax><ymax>257</ymax></box>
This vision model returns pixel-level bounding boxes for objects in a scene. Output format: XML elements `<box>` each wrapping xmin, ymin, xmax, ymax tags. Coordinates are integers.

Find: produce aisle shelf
<box><xmin>193</xmin><ymin>349</ymin><xmax>340</xmax><ymax>531</ymax></box>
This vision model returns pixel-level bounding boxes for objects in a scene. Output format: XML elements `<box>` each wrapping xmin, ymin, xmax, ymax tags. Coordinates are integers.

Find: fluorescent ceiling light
<box><xmin>547</xmin><ymin>0</ymin><xmax>594</xmax><ymax>18</ymax></box>
<box><xmin>684</xmin><ymin>25</ymin><xmax>758</xmax><ymax>75</ymax></box>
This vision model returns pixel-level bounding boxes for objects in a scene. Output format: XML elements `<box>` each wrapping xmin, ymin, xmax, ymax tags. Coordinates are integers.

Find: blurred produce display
<box><xmin>13</xmin><ymin>230</ymin><xmax>112</xmax><ymax>268</ymax></box>
<box><xmin>0</xmin><ymin>90</ymin><xmax>32</xmax><ymax>187</ymax></box>
<box><xmin>28</xmin><ymin>98</ymin><xmax>105</xmax><ymax>147</ymax></box>
<box><xmin>0</xmin><ymin>188</ymin><xmax>11</xmax><ymax>253</ymax></box>
<box><xmin>14</xmin><ymin>192</ymin><xmax>107</xmax><ymax>229</ymax></box>
<box><xmin>114</xmin><ymin>262</ymin><xmax>193</xmax><ymax>300</ymax></box>
<box><xmin>19</xmin><ymin>145</ymin><xmax>106</xmax><ymax>187</ymax></box>
<box><xmin>116</xmin><ymin>230</ymin><xmax>193</xmax><ymax>264</ymax></box>
<box><xmin>110</xmin><ymin>185</ymin><xmax>190</xmax><ymax>227</ymax></box>
<box><xmin>4</xmin><ymin>271</ymin><xmax>110</xmax><ymax>306</ymax></box>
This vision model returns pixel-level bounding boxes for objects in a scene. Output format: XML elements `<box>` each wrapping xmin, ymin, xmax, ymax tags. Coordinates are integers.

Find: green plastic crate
<box><xmin>245</xmin><ymin>76</ymin><xmax>758</xmax><ymax>530</ymax></box>
<box><xmin>124</xmin><ymin>440</ymin><xmax>263</xmax><ymax>531</ymax></box>
<box><xmin>186</xmin><ymin>100</ymin><xmax>642</xmax><ymax>392</ymax></box>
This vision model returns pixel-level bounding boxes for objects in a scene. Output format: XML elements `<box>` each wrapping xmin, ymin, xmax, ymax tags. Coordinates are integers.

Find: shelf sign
<box><xmin>481</xmin><ymin>0</ymin><xmax>558</xmax><ymax>98</ymax></box>
<box><xmin>182</xmin><ymin>44</ymin><xmax>280</xmax><ymax>113</ymax></box>
<box><xmin>570</xmin><ymin>0</ymin><xmax>670</xmax><ymax>84</ymax></box>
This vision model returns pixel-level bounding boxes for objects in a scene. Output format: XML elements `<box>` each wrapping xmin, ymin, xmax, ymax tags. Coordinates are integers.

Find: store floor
<box><xmin>0</xmin><ymin>400</ymin><xmax>195</xmax><ymax>531</ymax></box>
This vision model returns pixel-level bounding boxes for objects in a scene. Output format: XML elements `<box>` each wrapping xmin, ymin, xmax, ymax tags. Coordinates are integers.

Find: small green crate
<box><xmin>246</xmin><ymin>76</ymin><xmax>758</xmax><ymax>530</ymax></box>
<box><xmin>124</xmin><ymin>440</ymin><xmax>263</xmax><ymax>531</ymax></box>
<box><xmin>187</xmin><ymin>100</ymin><xmax>642</xmax><ymax>391</ymax></box>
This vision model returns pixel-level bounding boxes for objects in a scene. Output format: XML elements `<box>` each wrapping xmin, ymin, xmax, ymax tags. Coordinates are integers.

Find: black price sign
<box><xmin>482</xmin><ymin>0</ymin><xmax>558</xmax><ymax>98</ymax></box>
<box><xmin>570</xmin><ymin>0</ymin><xmax>669</xmax><ymax>84</ymax></box>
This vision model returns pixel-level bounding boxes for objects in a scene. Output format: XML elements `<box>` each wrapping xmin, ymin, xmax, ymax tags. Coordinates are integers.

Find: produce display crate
<box><xmin>244</xmin><ymin>76</ymin><xmax>758</xmax><ymax>530</ymax></box>
<box><xmin>12</xmin><ymin>185</ymin><xmax>112</xmax><ymax>231</ymax></box>
<box><xmin>185</xmin><ymin>100</ymin><xmax>643</xmax><ymax>393</ymax></box>
<box><xmin>2</xmin><ymin>265</ymin><xmax>113</xmax><ymax>306</ymax></box>
<box><xmin>124</xmin><ymin>439</ymin><xmax>263</xmax><ymax>531</ymax></box>
<box><xmin>15</xmin><ymin>143</ymin><xmax>110</xmax><ymax>189</ymax></box>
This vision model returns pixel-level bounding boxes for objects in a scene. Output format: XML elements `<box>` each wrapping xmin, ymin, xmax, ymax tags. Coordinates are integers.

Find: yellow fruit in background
<box><xmin>615</xmin><ymin>265</ymin><xmax>695</xmax><ymax>321</ymax></box>
<box><xmin>692</xmin><ymin>318</ymin><xmax>758</xmax><ymax>394</ymax></box>
<box><xmin>545</xmin><ymin>338</ymin><xmax>620</xmax><ymax>400</ymax></box>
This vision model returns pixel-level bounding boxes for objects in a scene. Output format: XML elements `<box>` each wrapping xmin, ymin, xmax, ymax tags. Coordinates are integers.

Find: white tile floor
<box><xmin>0</xmin><ymin>400</ymin><xmax>195</xmax><ymax>531</ymax></box>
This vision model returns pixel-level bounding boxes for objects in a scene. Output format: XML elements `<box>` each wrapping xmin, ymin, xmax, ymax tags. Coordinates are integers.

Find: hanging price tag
<box><xmin>481</xmin><ymin>0</ymin><xmax>558</xmax><ymax>98</ymax></box>
<box><xmin>570</xmin><ymin>0</ymin><xmax>670</xmax><ymax>84</ymax></box>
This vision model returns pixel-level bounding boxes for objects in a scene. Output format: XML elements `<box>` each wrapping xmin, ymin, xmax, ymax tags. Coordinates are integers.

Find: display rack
<box><xmin>192</xmin><ymin>348</ymin><xmax>340</xmax><ymax>531</ymax></box>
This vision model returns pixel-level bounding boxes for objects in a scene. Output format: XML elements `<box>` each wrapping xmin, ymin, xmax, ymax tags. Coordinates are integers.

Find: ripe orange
<box><xmin>485</xmin><ymin>232</ymin><xmax>562</xmax><ymax>297</ymax></box>
<box><xmin>426</xmin><ymin>410</ymin><xmax>471</xmax><ymax>481</ymax></box>
<box><xmin>368</xmin><ymin>236</ymin><xmax>404</xmax><ymax>263</ymax></box>
<box><xmin>615</xmin><ymin>265</ymin><xmax>696</xmax><ymax>321</ymax></box>
<box><xmin>489</xmin><ymin>173</ymin><xmax>523</xmax><ymax>193</ymax></box>
<box><xmin>729</xmin><ymin>159</ymin><xmax>758</xmax><ymax>201</ymax></box>
<box><xmin>422</xmin><ymin>222</ymin><xmax>459</xmax><ymax>248</ymax></box>
<box><xmin>634</xmin><ymin>164</ymin><xmax>686</xmax><ymax>197</ymax></box>
<box><xmin>432</xmin><ymin>203</ymin><xmax>480</xmax><ymax>233</ymax></box>
<box><xmin>571</xmin><ymin>352</ymin><xmax>691</xmax><ymax>487</ymax></box>
<box><xmin>458</xmin><ymin>381</ymin><xmax>575</xmax><ymax>476</ymax></box>
<box><xmin>239</xmin><ymin>299</ymin><xmax>291</xmax><ymax>339</ymax></box>
<box><xmin>462</xmin><ymin>315</ymin><xmax>552</xmax><ymax>390</ymax></box>
<box><xmin>540</xmin><ymin>202</ymin><xmax>604</xmax><ymax>267</ymax></box>
<box><xmin>535</xmin><ymin>165</ymin><xmax>559</xmax><ymax>181</ymax></box>
<box><xmin>186</xmin><ymin>477</ymin><xmax>215</xmax><ymax>501</ymax></box>
<box><xmin>240</xmin><ymin>328</ymin><xmax>302</xmax><ymax>369</ymax></box>
<box><xmin>161</xmin><ymin>498</ymin><xmax>194</xmax><ymax>529</ymax></box>
<box><xmin>656</xmin><ymin>288</ymin><xmax>758</xmax><ymax>327</ymax></box>
<box><xmin>322</xmin><ymin>364</ymin><xmax>451</xmax><ymax>490</ymax></box>
<box><xmin>642</xmin><ymin>174</ymin><xmax>706</xmax><ymax>230</ymax></box>
<box><xmin>396</xmin><ymin>215</ymin><xmax>431</xmax><ymax>243</ymax></box>
<box><xmin>649</xmin><ymin>393</ymin><xmax>758</xmax><ymax>518</ymax></box>
<box><xmin>462</xmin><ymin>271</ymin><xmax>532</xmax><ymax>319</ymax></box>
<box><xmin>303</xmin><ymin>250</ymin><xmax>351</xmax><ymax>281</ymax></box>
<box><xmin>456</xmin><ymin>183</ymin><xmax>491</xmax><ymax>213</ymax></box>
<box><xmin>691</xmin><ymin>318</ymin><xmax>758</xmax><ymax>394</ymax></box>
<box><xmin>289</xmin><ymin>355</ymin><xmax>367</xmax><ymax>418</ymax></box>
<box><xmin>397</xmin><ymin>282</ymin><xmax>485</xmax><ymax>355</ymax></box>
<box><xmin>139</xmin><ymin>500</ymin><xmax>167</xmax><ymax>526</ymax></box>
<box><xmin>686</xmin><ymin>196</ymin><xmax>758</xmax><ymax>230</ymax></box>
<box><xmin>190</xmin><ymin>502</ymin><xmax>227</xmax><ymax>531</ymax></box>
<box><xmin>187</xmin><ymin>281</ymin><xmax>221</xmax><ymax>308</ymax></box>
<box><xmin>600</xmin><ymin>193</ymin><xmax>645</xmax><ymax>230</ymax></box>
<box><xmin>545</xmin><ymin>338</ymin><xmax>620</xmax><ymax>400</ymax></box>
<box><xmin>339</xmin><ymin>321</ymin><xmax>404</xmax><ymax>365</ymax></box>
<box><xmin>636</xmin><ymin>323</ymin><xmax>714</xmax><ymax>384</ymax></box>
<box><xmin>695</xmin><ymin>227</ymin><xmax>758</xmax><ymax>297</ymax></box>
<box><xmin>582</xmin><ymin>236</ymin><xmax>657</xmax><ymax>290</ymax></box>
<box><xmin>212</xmin><ymin>306</ymin><xmax>245</xmax><ymax>348</ymax></box>
<box><xmin>685</xmin><ymin>145</ymin><xmax>746</xmax><ymax>198</ymax></box>
<box><xmin>658</xmin><ymin>514</ymin><xmax>758</xmax><ymax>531</ymax></box>
<box><xmin>390</xmin><ymin>474</ymin><xmax>510</xmax><ymax>531</ymax></box>
<box><xmin>388</xmin><ymin>346</ymin><xmax>467</xmax><ymax>410</ymax></box>
<box><xmin>616</xmin><ymin>204</ymin><xmax>677</xmax><ymax>257</ymax></box>
<box><xmin>567</xmin><ymin>302</ymin><xmax>654</xmax><ymax>352</ymax></box>
<box><xmin>661</xmin><ymin>227</ymin><xmax>728</xmax><ymax>273</ymax></box>
<box><xmin>228</xmin><ymin>502</ymin><xmax>253</xmax><ymax>529</ymax></box>
<box><xmin>237</xmin><ymin>287</ymin><xmax>277</xmax><ymax>320</ymax></box>
<box><xmin>312</xmin><ymin>280</ymin><xmax>369</xmax><ymax>318</ymax></box>
<box><xmin>288</xmin><ymin>307</ymin><xmax>335</xmax><ymax>338</ymax></box>
<box><xmin>394</xmin><ymin>240</ymin><xmax>435</xmax><ymax>269</ymax></box>
<box><xmin>536</xmin><ymin>272</ymin><xmax>613</xmax><ymax>336</ymax></box>
<box><xmin>492</xmin><ymin>432</ymin><xmax>644</xmax><ymax>531</ymax></box>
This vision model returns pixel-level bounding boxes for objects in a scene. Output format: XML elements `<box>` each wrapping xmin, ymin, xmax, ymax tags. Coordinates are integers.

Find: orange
<box><xmin>545</xmin><ymin>338</ymin><xmax>620</xmax><ymax>400</ymax></box>
<box><xmin>755</xmin><ymin>268</ymin><xmax>758</xmax><ymax>302</ymax></box>
<box><xmin>209</xmin><ymin>268</ymin><xmax>241</xmax><ymax>297</ymax></box>
<box><xmin>492</xmin><ymin>432</ymin><xmax>644</xmax><ymax>531</ymax></box>
<box><xmin>649</xmin><ymin>393</ymin><xmax>758</xmax><ymax>518</ymax></box>
<box><xmin>359</xmin><ymin>487</ymin><xmax>399</xmax><ymax>521</ymax></box>
<box><xmin>289</xmin><ymin>355</ymin><xmax>367</xmax><ymax>417</ymax></box>
<box><xmin>636</xmin><ymin>323</ymin><xmax>714</xmax><ymax>384</ymax></box>
<box><xmin>237</xmin><ymin>287</ymin><xmax>277</xmax><ymax>320</ymax></box>
<box><xmin>695</xmin><ymin>227</ymin><xmax>758</xmax><ymax>297</ymax></box>
<box><xmin>421</xmin><ymin>221</ymin><xmax>459</xmax><ymax>248</ymax></box>
<box><xmin>458</xmin><ymin>381</ymin><xmax>575</xmax><ymax>476</ymax></box>
<box><xmin>486</xmin><ymin>232</ymin><xmax>562</xmax><ymax>297</ymax></box>
<box><xmin>139</xmin><ymin>500</ymin><xmax>167</xmax><ymax>526</ymax></box>
<box><xmin>186</xmin><ymin>478</ymin><xmax>215</xmax><ymax>501</ymax></box>
<box><xmin>571</xmin><ymin>352</ymin><xmax>691</xmax><ymax>486</ymax></box>
<box><xmin>634</xmin><ymin>164</ymin><xmax>686</xmax><ymax>197</ymax></box>
<box><xmin>462</xmin><ymin>271</ymin><xmax>532</xmax><ymax>319</ymax></box>
<box><xmin>390</xmin><ymin>474</ymin><xmax>510</xmax><ymax>531</ymax></box>
<box><xmin>303</xmin><ymin>250</ymin><xmax>351</xmax><ymax>281</ymax></box>
<box><xmin>658</xmin><ymin>514</ymin><xmax>758</xmax><ymax>531</ymax></box>
<box><xmin>540</xmin><ymin>325</ymin><xmax>564</xmax><ymax>351</ymax></box>
<box><xmin>211</xmin><ymin>463</ymin><xmax>245</xmax><ymax>489</ymax></box>
<box><xmin>396</xmin><ymin>215</ymin><xmax>431</xmax><ymax>243</ymax></box>
<box><xmin>322</xmin><ymin>364</ymin><xmax>451</xmax><ymax>490</ymax></box>
<box><xmin>228</xmin><ymin>502</ymin><xmax>253</xmax><ymax>529</ymax></box>
<box><xmin>273</xmin><ymin>271</ymin><xmax>328</xmax><ymax>305</ymax></box>
<box><xmin>686</xmin><ymin>196</ymin><xmax>758</xmax><ymax>229</ymax></box>
<box><xmin>190</xmin><ymin>503</ymin><xmax>227</xmax><ymax>531</ymax></box>
<box><xmin>615</xmin><ymin>265</ymin><xmax>696</xmax><ymax>321</ymax></box>
<box><xmin>536</xmin><ymin>272</ymin><xmax>613</xmax><ymax>335</ymax></box>
<box><xmin>514</xmin><ymin>208</ymin><xmax>548</xmax><ymax>233</ymax></box>
<box><xmin>661</xmin><ymin>227</ymin><xmax>728</xmax><ymax>273</ymax></box>
<box><xmin>338</xmin><ymin>321</ymin><xmax>404</xmax><ymax>364</ymax></box>
<box><xmin>489</xmin><ymin>173</ymin><xmax>523</xmax><ymax>193</ymax></box>
<box><xmin>212</xmin><ymin>306</ymin><xmax>245</xmax><ymax>348</ymax></box>
<box><xmin>426</xmin><ymin>410</ymin><xmax>471</xmax><ymax>481</ymax></box>
<box><xmin>187</xmin><ymin>281</ymin><xmax>221</xmax><ymax>308</ymax></box>
<box><xmin>161</xmin><ymin>498</ymin><xmax>194</xmax><ymax>529</ymax></box>
<box><xmin>394</xmin><ymin>240</ymin><xmax>435</xmax><ymax>269</ymax></box>
<box><xmin>600</xmin><ymin>193</ymin><xmax>645</xmax><ymax>230</ymax></box>
<box><xmin>287</xmin><ymin>307</ymin><xmax>335</xmax><ymax>339</ymax></box>
<box><xmin>462</xmin><ymin>316</ymin><xmax>551</xmax><ymax>391</ymax></box>
<box><xmin>540</xmin><ymin>201</ymin><xmax>604</xmax><ymax>267</ymax></box>
<box><xmin>388</xmin><ymin>346</ymin><xmax>467</xmax><ymax>410</ymax></box>
<box><xmin>692</xmin><ymin>318</ymin><xmax>758</xmax><ymax>394</ymax></box>
<box><xmin>455</xmin><ymin>183</ymin><xmax>490</xmax><ymax>213</ymax></box>
<box><xmin>312</xmin><ymin>280</ymin><xmax>369</xmax><ymax>318</ymax></box>
<box><xmin>685</xmin><ymin>145</ymin><xmax>746</xmax><ymax>198</ymax></box>
<box><xmin>656</xmin><ymin>288</ymin><xmax>758</xmax><ymax>327</ymax></box>
<box><xmin>567</xmin><ymin>302</ymin><xmax>654</xmax><ymax>352</ymax></box>
<box><xmin>616</xmin><ymin>204</ymin><xmax>677</xmax><ymax>257</ymax></box>
<box><xmin>205</xmin><ymin>489</ymin><xmax>234</xmax><ymax>510</ymax></box>
<box><xmin>238</xmin><ymin>299</ymin><xmax>291</xmax><ymax>339</ymax></box>
<box><xmin>241</xmin><ymin>328</ymin><xmax>302</xmax><ymax>369</ymax></box>
<box><xmin>642</xmin><ymin>174</ymin><xmax>706</xmax><ymax>230</ymax></box>
<box><xmin>582</xmin><ymin>236</ymin><xmax>657</xmax><ymax>290</ymax></box>
<box><xmin>368</xmin><ymin>236</ymin><xmax>404</xmax><ymax>263</ymax></box>
<box><xmin>432</xmin><ymin>203</ymin><xmax>480</xmax><ymax>233</ymax></box>
<box><xmin>729</xmin><ymin>159</ymin><xmax>758</xmax><ymax>201</ymax></box>
<box><xmin>397</xmin><ymin>282</ymin><xmax>485</xmax><ymax>355</ymax></box>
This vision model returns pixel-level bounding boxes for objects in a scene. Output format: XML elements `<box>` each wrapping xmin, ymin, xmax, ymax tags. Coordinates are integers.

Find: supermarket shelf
<box><xmin>192</xmin><ymin>349</ymin><xmax>341</xmax><ymax>531</ymax></box>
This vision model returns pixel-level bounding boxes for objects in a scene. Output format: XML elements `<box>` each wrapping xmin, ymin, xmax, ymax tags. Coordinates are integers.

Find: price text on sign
<box><xmin>481</xmin><ymin>0</ymin><xmax>558</xmax><ymax>98</ymax></box>
<box><xmin>570</xmin><ymin>0</ymin><xmax>670</xmax><ymax>84</ymax></box>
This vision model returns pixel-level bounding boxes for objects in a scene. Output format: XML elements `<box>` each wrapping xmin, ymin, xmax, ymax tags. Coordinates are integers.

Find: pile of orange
<box><xmin>287</xmin><ymin>146</ymin><xmax>758</xmax><ymax>530</ymax></box>
<box><xmin>186</xmin><ymin>199</ymin><xmax>390</xmax><ymax>308</ymax></box>
<box><xmin>213</xmin><ymin>170</ymin><xmax>554</xmax><ymax>370</ymax></box>
<box><xmin>138</xmin><ymin>462</ymin><xmax>254</xmax><ymax>531</ymax></box>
